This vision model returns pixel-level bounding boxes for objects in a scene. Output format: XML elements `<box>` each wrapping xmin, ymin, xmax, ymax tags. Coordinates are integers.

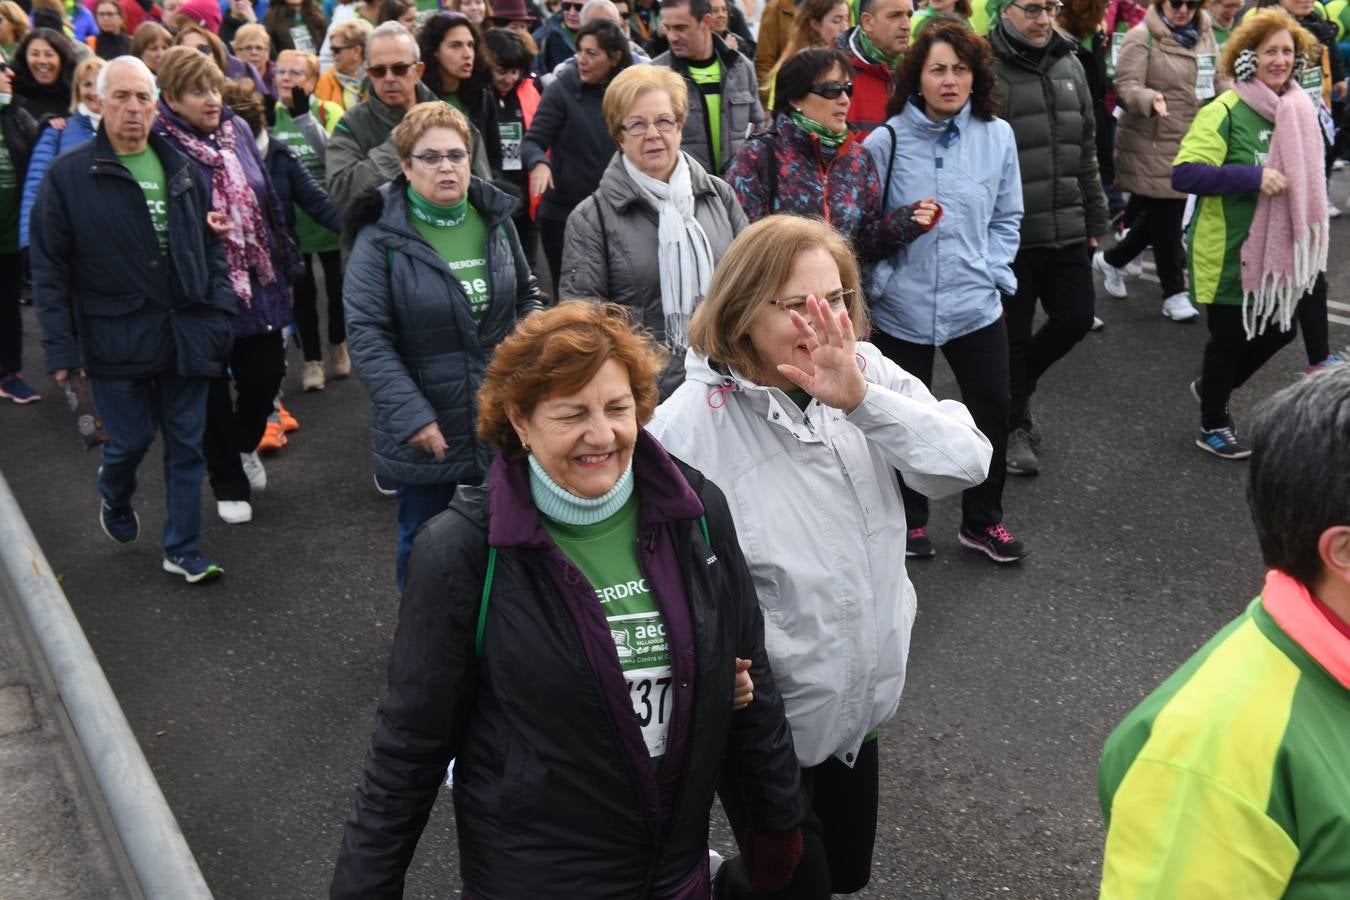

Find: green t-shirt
<box><xmin>688</xmin><ymin>57</ymin><xmax>724</xmax><ymax>171</ymax></box>
<box><xmin>406</xmin><ymin>186</ymin><xmax>492</xmax><ymax>322</ymax></box>
<box><xmin>1174</xmin><ymin>90</ymin><xmax>1272</xmax><ymax>306</ymax></box>
<box><xmin>119</xmin><ymin>147</ymin><xmax>169</xmax><ymax>253</ymax></box>
<box><xmin>443</xmin><ymin>92</ymin><xmax>468</xmax><ymax>115</ymax></box>
<box><xmin>541</xmin><ymin>494</ymin><xmax>673</xmax><ymax>765</ymax></box>
<box><xmin>273</xmin><ymin>104</ymin><xmax>341</xmax><ymax>253</ymax></box>
<box><xmin>289</xmin><ymin>14</ymin><xmax>315</xmax><ymax>53</ymax></box>
<box><xmin>0</xmin><ymin>119</ymin><xmax>19</xmax><ymax>254</ymax></box>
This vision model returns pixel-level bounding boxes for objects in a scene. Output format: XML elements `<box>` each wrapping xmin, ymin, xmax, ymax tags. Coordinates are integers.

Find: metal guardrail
<box><xmin>0</xmin><ymin>471</ymin><xmax>213</xmax><ymax>900</ymax></box>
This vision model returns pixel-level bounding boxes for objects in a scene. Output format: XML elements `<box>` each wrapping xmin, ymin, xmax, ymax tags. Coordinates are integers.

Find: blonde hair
<box><xmin>392</xmin><ymin>100</ymin><xmax>473</xmax><ymax>159</ymax></box>
<box><xmin>688</xmin><ymin>215</ymin><xmax>867</xmax><ymax>381</ymax></box>
<box><xmin>69</xmin><ymin>55</ymin><xmax>105</xmax><ymax>112</ymax></box>
<box><xmin>0</xmin><ymin>1</ymin><xmax>30</xmax><ymax>43</ymax></box>
<box><xmin>328</xmin><ymin>16</ymin><xmax>375</xmax><ymax>49</ymax></box>
<box><xmin>156</xmin><ymin>43</ymin><xmax>226</xmax><ymax>102</ymax></box>
<box><xmin>1219</xmin><ymin>7</ymin><xmax>1321</xmax><ymax>78</ymax></box>
<box><xmin>601</xmin><ymin>64</ymin><xmax>688</xmax><ymax>145</ymax></box>
<box><xmin>231</xmin><ymin>22</ymin><xmax>270</xmax><ymax>52</ymax></box>
<box><xmin>276</xmin><ymin>48</ymin><xmax>320</xmax><ymax>81</ymax></box>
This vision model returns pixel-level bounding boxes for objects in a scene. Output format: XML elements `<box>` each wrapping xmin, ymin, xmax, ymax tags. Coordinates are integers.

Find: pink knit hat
<box><xmin>178</xmin><ymin>0</ymin><xmax>223</xmax><ymax>33</ymax></box>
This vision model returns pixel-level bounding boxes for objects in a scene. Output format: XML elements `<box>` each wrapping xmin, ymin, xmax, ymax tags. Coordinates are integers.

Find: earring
<box><xmin>1234</xmin><ymin>47</ymin><xmax>1258</xmax><ymax>82</ymax></box>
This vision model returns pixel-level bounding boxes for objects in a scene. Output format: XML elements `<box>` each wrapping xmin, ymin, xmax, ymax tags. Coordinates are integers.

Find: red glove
<box><xmin>746</xmin><ymin>827</ymin><xmax>804</xmax><ymax>893</ymax></box>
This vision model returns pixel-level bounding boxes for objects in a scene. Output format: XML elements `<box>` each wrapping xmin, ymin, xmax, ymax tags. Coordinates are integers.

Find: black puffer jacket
<box><xmin>343</xmin><ymin>176</ymin><xmax>541</xmax><ymax>486</ymax></box>
<box><xmin>330</xmin><ymin>435</ymin><xmax>805</xmax><ymax>899</ymax></box>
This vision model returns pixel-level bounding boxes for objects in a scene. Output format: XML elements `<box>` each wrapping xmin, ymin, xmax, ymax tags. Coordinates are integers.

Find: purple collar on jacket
<box><xmin>488</xmin><ymin>429</ymin><xmax>706</xmax><ymax>829</ymax></box>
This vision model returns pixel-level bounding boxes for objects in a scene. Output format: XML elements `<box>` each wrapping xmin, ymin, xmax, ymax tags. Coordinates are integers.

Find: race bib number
<box><xmin>610</xmin><ymin>611</ymin><xmax>673</xmax><ymax>759</ymax></box>
<box><xmin>290</xmin><ymin>24</ymin><xmax>315</xmax><ymax>54</ymax></box>
<box><xmin>1195</xmin><ymin>53</ymin><xmax>1215</xmax><ymax>101</ymax></box>
<box><xmin>1300</xmin><ymin>65</ymin><xmax>1324</xmax><ymax>110</ymax></box>
<box><xmin>499</xmin><ymin>121</ymin><xmax>523</xmax><ymax>172</ymax></box>
<box><xmin>1106</xmin><ymin>24</ymin><xmax>1129</xmax><ymax>82</ymax></box>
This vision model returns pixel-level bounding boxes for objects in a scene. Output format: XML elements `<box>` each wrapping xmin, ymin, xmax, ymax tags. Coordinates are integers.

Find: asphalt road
<box><xmin>2</xmin><ymin>201</ymin><xmax>1348</xmax><ymax>899</ymax></box>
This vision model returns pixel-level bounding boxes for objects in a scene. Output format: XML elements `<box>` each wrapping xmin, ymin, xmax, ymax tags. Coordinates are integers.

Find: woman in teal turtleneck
<box><xmin>343</xmin><ymin>101</ymin><xmax>540</xmax><ymax>590</ymax></box>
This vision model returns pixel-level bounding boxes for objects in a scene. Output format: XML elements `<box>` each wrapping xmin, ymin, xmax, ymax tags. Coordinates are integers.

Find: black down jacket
<box><xmin>330</xmin><ymin>438</ymin><xmax>805</xmax><ymax>899</ymax></box>
<box><xmin>343</xmin><ymin>175</ymin><xmax>541</xmax><ymax>486</ymax></box>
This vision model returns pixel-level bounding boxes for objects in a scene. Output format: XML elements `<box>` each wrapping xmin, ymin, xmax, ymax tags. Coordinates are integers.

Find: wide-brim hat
<box><xmin>490</xmin><ymin>0</ymin><xmax>537</xmax><ymax>22</ymax></box>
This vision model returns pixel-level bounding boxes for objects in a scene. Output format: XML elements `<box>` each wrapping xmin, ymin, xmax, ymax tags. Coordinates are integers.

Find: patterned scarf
<box><xmin>1234</xmin><ymin>77</ymin><xmax>1328</xmax><ymax>338</ymax></box>
<box><xmin>157</xmin><ymin>104</ymin><xmax>276</xmax><ymax>304</ymax></box>
<box><xmin>789</xmin><ymin>109</ymin><xmax>846</xmax><ymax>148</ymax></box>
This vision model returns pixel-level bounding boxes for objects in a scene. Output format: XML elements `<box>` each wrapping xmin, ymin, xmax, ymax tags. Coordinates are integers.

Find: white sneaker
<box><xmin>1329</xmin><ymin>203</ymin><xmax>1343</xmax><ymax>219</ymax></box>
<box><xmin>1334</xmin><ymin>158</ymin><xmax>1347</xmax><ymax>171</ymax></box>
<box><xmin>240</xmin><ymin>451</ymin><xmax>267</xmax><ymax>491</ymax></box>
<box><xmin>1093</xmin><ymin>250</ymin><xmax>1128</xmax><ymax>298</ymax></box>
<box><xmin>1124</xmin><ymin>257</ymin><xmax>1143</xmax><ymax>277</ymax></box>
<box><xmin>302</xmin><ymin>359</ymin><xmax>326</xmax><ymax>392</ymax></box>
<box><xmin>217</xmin><ymin>500</ymin><xmax>253</xmax><ymax>524</ymax></box>
<box><xmin>1162</xmin><ymin>292</ymin><xmax>1199</xmax><ymax>322</ymax></box>
<box><xmin>1090</xmin><ymin>315</ymin><xmax>1105</xmax><ymax>332</ymax></box>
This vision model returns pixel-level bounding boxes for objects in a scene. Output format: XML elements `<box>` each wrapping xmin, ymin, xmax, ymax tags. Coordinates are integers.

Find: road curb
<box><xmin>0</xmin><ymin>470</ymin><xmax>213</xmax><ymax>900</ymax></box>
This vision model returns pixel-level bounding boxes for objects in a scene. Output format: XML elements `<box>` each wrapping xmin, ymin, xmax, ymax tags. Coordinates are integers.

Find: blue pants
<box><xmin>394</xmin><ymin>481</ymin><xmax>458</xmax><ymax>591</ymax></box>
<box><xmin>91</xmin><ymin>373</ymin><xmax>210</xmax><ymax>556</ymax></box>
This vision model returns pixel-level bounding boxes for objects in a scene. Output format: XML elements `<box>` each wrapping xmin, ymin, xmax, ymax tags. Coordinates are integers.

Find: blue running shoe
<box><xmin>99</xmin><ymin>501</ymin><xmax>139</xmax><ymax>544</ymax></box>
<box><xmin>163</xmin><ymin>553</ymin><xmax>224</xmax><ymax>584</ymax></box>
<box><xmin>0</xmin><ymin>373</ymin><xmax>41</xmax><ymax>404</ymax></box>
<box><xmin>1195</xmin><ymin>426</ymin><xmax>1250</xmax><ymax>460</ymax></box>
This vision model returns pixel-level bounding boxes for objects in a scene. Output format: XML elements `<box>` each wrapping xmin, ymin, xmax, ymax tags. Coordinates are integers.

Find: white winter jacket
<box><xmin>647</xmin><ymin>346</ymin><xmax>992</xmax><ymax>768</ymax></box>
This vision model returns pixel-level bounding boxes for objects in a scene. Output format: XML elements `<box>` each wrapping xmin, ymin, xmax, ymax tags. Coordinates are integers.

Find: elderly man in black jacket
<box><xmin>31</xmin><ymin>55</ymin><xmax>236</xmax><ymax>584</ymax></box>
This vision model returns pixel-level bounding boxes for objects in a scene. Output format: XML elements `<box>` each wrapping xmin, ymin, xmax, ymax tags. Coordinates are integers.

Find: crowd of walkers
<box><xmin>0</xmin><ymin>0</ymin><xmax>1345</xmax><ymax>893</ymax></box>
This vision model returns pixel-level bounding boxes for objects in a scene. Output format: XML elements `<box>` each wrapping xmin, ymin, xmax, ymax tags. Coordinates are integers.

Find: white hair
<box><xmin>580</xmin><ymin>0</ymin><xmax>621</xmax><ymax>23</ymax></box>
<box><xmin>367</xmin><ymin>20</ymin><xmax>420</xmax><ymax>63</ymax></box>
<box><xmin>96</xmin><ymin>55</ymin><xmax>155</xmax><ymax>99</ymax></box>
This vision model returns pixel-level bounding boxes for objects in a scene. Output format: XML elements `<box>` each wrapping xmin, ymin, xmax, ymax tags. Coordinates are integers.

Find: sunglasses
<box><xmin>367</xmin><ymin>62</ymin><xmax>415</xmax><ymax>78</ymax></box>
<box><xmin>1166</xmin><ymin>0</ymin><xmax>1201</xmax><ymax>8</ymax></box>
<box><xmin>807</xmin><ymin>80</ymin><xmax>853</xmax><ymax>100</ymax></box>
<box><xmin>562</xmin><ymin>2</ymin><xmax>584</xmax><ymax>10</ymax></box>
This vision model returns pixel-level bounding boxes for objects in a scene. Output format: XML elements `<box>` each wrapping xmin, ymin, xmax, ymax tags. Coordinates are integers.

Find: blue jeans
<box><xmin>91</xmin><ymin>373</ymin><xmax>210</xmax><ymax>556</ymax></box>
<box><xmin>394</xmin><ymin>481</ymin><xmax>458</xmax><ymax>591</ymax></box>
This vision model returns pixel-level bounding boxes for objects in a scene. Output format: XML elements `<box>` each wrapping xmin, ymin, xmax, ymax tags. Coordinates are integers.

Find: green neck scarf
<box><xmin>789</xmin><ymin>109</ymin><xmax>846</xmax><ymax>148</ymax></box>
<box><xmin>406</xmin><ymin>183</ymin><xmax>470</xmax><ymax>228</ymax></box>
<box><xmin>857</xmin><ymin>28</ymin><xmax>902</xmax><ymax>69</ymax></box>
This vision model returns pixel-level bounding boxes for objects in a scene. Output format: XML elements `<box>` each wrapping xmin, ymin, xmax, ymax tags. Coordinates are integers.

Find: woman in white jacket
<box><xmin>647</xmin><ymin>215</ymin><xmax>992</xmax><ymax>898</ymax></box>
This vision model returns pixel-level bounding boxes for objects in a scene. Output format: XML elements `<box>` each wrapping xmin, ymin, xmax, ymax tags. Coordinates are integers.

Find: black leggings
<box><xmin>292</xmin><ymin>249</ymin><xmax>345</xmax><ymax>361</ymax></box>
<box><xmin>204</xmin><ymin>331</ymin><xmax>287</xmax><ymax>501</ymax></box>
<box><xmin>871</xmin><ymin>319</ymin><xmax>1009</xmax><ymax>532</ymax></box>
<box><xmin>1297</xmin><ymin>272</ymin><xmax>1330</xmax><ymax>366</ymax></box>
<box><xmin>539</xmin><ymin>215</ymin><xmax>567</xmax><ymax>303</ymax></box>
<box><xmin>1199</xmin><ymin>299</ymin><xmax>1302</xmax><ymax>429</ymax></box>
<box><xmin>1006</xmin><ymin>243</ymin><xmax>1096</xmax><ymax>423</ymax></box>
<box><xmin>1104</xmin><ymin>196</ymin><xmax>1188</xmax><ymax>298</ymax></box>
<box><xmin>717</xmin><ymin>737</ymin><xmax>880</xmax><ymax>898</ymax></box>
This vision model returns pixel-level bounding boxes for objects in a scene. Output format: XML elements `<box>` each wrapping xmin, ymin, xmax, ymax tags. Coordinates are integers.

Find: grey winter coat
<box><xmin>326</xmin><ymin>83</ymin><xmax>493</xmax><ymax>217</ymax></box>
<box><xmin>559</xmin><ymin>152</ymin><xmax>746</xmax><ymax>397</ymax></box>
<box><xmin>652</xmin><ymin>34</ymin><xmax>764</xmax><ymax>174</ymax></box>
<box><xmin>343</xmin><ymin>176</ymin><xmax>541</xmax><ymax>486</ymax></box>
<box><xmin>990</xmin><ymin>23</ymin><xmax>1110</xmax><ymax>248</ymax></box>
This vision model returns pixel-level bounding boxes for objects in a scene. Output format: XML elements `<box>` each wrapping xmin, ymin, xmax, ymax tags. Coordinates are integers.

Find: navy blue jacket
<box><xmin>262</xmin><ymin>136</ymin><xmax>341</xmax><ymax>239</ymax></box>
<box><xmin>31</xmin><ymin>128</ymin><xmax>235</xmax><ymax>379</ymax></box>
<box><xmin>343</xmin><ymin>176</ymin><xmax>541</xmax><ymax>486</ymax></box>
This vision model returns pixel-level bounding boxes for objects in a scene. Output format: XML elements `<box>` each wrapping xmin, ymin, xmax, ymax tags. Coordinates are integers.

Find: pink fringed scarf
<box><xmin>157</xmin><ymin>113</ymin><xmax>276</xmax><ymax>305</ymax></box>
<box><xmin>1234</xmin><ymin>77</ymin><xmax>1328</xmax><ymax>338</ymax></box>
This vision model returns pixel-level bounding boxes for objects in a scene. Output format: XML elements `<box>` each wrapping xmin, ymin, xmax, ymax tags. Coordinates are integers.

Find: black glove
<box><xmin>286</xmin><ymin>86</ymin><xmax>308</xmax><ymax>118</ymax></box>
<box><xmin>264</xmin><ymin>97</ymin><xmax>277</xmax><ymax>129</ymax></box>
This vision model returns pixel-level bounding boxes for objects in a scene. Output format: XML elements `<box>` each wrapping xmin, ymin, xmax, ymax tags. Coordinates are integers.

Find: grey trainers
<box><xmin>1006</xmin><ymin>428</ymin><xmax>1040</xmax><ymax>476</ymax></box>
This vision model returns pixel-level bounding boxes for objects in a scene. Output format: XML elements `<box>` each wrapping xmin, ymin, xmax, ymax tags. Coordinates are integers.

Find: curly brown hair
<box><xmin>476</xmin><ymin>302</ymin><xmax>667</xmax><ymax>459</ymax></box>
<box><xmin>886</xmin><ymin>18</ymin><xmax>1000</xmax><ymax>121</ymax></box>
<box><xmin>1056</xmin><ymin>0</ymin><xmax>1109</xmax><ymax>38</ymax></box>
<box><xmin>1219</xmin><ymin>7</ymin><xmax>1321</xmax><ymax>79</ymax></box>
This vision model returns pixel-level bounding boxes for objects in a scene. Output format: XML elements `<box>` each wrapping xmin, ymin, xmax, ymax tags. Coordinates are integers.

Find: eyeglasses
<box><xmin>562</xmin><ymin>2</ymin><xmax>584</xmax><ymax>10</ymax></box>
<box><xmin>330</xmin><ymin>43</ymin><xmax>355</xmax><ymax>53</ymax></box>
<box><xmin>275</xmin><ymin>67</ymin><xmax>308</xmax><ymax>78</ymax></box>
<box><xmin>409</xmin><ymin>148</ymin><xmax>470</xmax><ymax>166</ymax></box>
<box><xmin>620</xmin><ymin>114</ymin><xmax>679</xmax><ymax>136</ymax></box>
<box><xmin>807</xmin><ymin>80</ymin><xmax>853</xmax><ymax>100</ymax></box>
<box><xmin>770</xmin><ymin>289</ymin><xmax>855</xmax><ymax>315</ymax></box>
<box><xmin>1009</xmin><ymin>0</ymin><xmax>1062</xmax><ymax>17</ymax></box>
<box><xmin>1166</xmin><ymin>0</ymin><xmax>1200</xmax><ymax>8</ymax></box>
<box><xmin>367</xmin><ymin>62</ymin><xmax>416</xmax><ymax>78</ymax></box>
<box><xmin>192</xmin><ymin>43</ymin><xmax>212</xmax><ymax>54</ymax></box>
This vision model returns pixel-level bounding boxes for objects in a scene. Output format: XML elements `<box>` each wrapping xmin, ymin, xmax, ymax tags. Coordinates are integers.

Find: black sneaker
<box><xmin>99</xmin><ymin>501</ymin><xmax>139</xmax><ymax>544</ymax></box>
<box><xmin>905</xmin><ymin>527</ymin><xmax>935</xmax><ymax>558</ymax></box>
<box><xmin>1195</xmin><ymin>426</ymin><xmax>1251</xmax><ymax>460</ymax></box>
<box><xmin>958</xmin><ymin>524</ymin><xmax>1027</xmax><ymax>563</ymax></box>
<box><xmin>1006</xmin><ymin>428</ymin><xmax>1040</xmax><ymax>476</ymax></box>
